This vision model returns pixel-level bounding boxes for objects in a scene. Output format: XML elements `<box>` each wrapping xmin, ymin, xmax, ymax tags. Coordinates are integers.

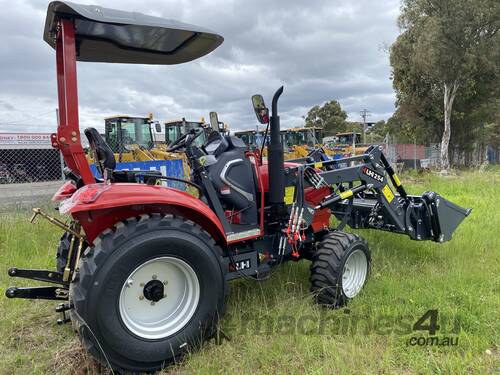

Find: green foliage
<box><xmin>304</xmin><ymin>100</ymin><xmax>348</xmax><ymax>136</ymax></box>
<box><xmin>367</xmin><ymin>120</ymin><xmax>389</xmax><ymax>143</ymax></box>
<box><xmin>394</xmin><ymin>0</ymin><xmax>499</xmax><ymax>92</ymax></box>
<box><xmin>389</xmin><ymin>0</ymin><xmax>500</xmax><ymax>161</ymax></box>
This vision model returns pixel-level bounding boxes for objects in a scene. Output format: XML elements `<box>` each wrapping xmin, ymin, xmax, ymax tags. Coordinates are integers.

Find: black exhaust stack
<box><xmin>268</xmin><ymin>86</ymin><xmax>285</xmax><ymax>210</ymax></box>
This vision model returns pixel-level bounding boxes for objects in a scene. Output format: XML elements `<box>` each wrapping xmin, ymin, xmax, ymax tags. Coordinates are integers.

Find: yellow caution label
<box><xmin>393</xmin><ymin>174</ymin><xmax>402</xmax><ymax>187</ymax></box>
<box><xmin>314</xmin><ymin>162</ymin><xmax>323</xmax><ymax>169</ymax></box>
<box><xmin>339</xmin><ymin>190</ymin><xmax>353</xmax><ymax>200</ymax></box>
<box><xmin>382</xmin><ymin>184</ymin><xmax>394</xmax><ymax>203</ymax></box>
<box><xmin>284</xmin><ymin>186</ymin><xmax>295</xmax><ymax>205</ymax></box>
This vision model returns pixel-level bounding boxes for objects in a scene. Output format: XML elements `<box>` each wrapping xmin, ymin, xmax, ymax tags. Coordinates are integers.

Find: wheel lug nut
<box><xmin>140</xmin><ymin>282</ymin><xmax>145</xmax><ymax>287</ymax></box>
<box><xmin>150</xmin><ymin>301</ymin><xmax>155</xmax><ymax>306</ymax></box>
<box><xmin>139</xmin><ymin>295</ymin><xmax>144</xmax><ymax>300</ymax></box>
<box><xmin>152</xmin><ymin>275</ymin><xmax>157</xmax><ymax>280</ymax></box>
<box><xmin>163</xmin><ymin>280</ymin><xmax>168</xmax><ymax>285</ymax></box>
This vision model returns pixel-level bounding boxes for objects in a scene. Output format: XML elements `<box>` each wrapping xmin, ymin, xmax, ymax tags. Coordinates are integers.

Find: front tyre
<box><xmin>70</xmin><ymin>214</ymin><xmax>227</xmax><ymax>373</ymax></box>
<box><xmin>310</xmin><ymin>231</ymin><xmax>370</xmax><ymax>307</ymax></box>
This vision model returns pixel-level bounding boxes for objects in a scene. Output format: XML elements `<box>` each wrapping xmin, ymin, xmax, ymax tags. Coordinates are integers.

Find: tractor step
<box><xmin>5</xmin><ymin>286</ymin><xmax>69</xmax><ymax>300</ymax></box>
<box><xmin>7</xmin><ymin>267</ymin><xmax>68</xmax><ymax>285</ymax></box>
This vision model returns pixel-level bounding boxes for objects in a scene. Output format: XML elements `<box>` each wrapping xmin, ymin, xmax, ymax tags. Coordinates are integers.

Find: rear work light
<box><xmin>52</xmin><ymin>181</ymin><xmax>77</xmax><ymax>202</ymax></box>
<box><xmin>59</xmin><ymin>183</ymin><xmax>110</xmax><ymax>214</ymax></box>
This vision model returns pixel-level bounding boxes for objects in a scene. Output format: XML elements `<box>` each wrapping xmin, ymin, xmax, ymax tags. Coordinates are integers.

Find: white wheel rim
<box><xmin>341</xmin><ymin>249</ymin><xmax>368</xmax><ymax>298</ymax></box>
<box><xmin>119</xmin><ymin>257</ymin><xmax>200</xmax><ymax>340</ymax></box>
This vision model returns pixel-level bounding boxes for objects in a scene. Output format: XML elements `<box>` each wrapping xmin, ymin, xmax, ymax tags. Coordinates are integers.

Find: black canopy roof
<box><xmin>43</xmin><ymin>1</ymin><xmax>223</xmax><ymax>64</ymax></box>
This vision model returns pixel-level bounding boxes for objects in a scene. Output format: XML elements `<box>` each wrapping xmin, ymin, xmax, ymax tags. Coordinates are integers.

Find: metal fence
<box><xmin>0</xmin><ymin>148</ymin><xmax>64</xmax><ymax>184</ymax></box>
<box><xmin>382</xmin><ymin>142</ymin><xmax>440</xmax><ymax>170</ymax></box>
<box><xmin>0</xmin><ymin>146</ymin><xmax>185</xmax><ymax>208</ymax></box>
<box><xmin>1</xmin><ymin>139</ymin><xmax>498</xmax><ymax>209</ymax></box>
<box><xmin>384</xmin><ymin>140</ymin><xmax>499</xmax><ymax>169</ymax></box>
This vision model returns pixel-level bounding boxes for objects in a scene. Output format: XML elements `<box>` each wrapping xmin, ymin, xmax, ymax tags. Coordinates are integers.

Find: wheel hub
<box><xmin>118</xmin><ymin>256</ymin><xmax>200</xmax><ymax>339</ymax></box>
<box><xmin>143</xmin><ymin>280</ymin><xmax>165</xmax><ymax>302</ymax></box>
<box><xmin>341</xmin><ymin>249</ymin><xmax>368</xmax><ymax>298</ymax></box>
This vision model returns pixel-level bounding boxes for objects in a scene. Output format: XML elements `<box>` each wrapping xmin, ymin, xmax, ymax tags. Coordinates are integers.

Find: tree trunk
<box><xmin>440</xmin><ymin>81</ymin><xmax>459</xmax><ymax>170</ymax></box>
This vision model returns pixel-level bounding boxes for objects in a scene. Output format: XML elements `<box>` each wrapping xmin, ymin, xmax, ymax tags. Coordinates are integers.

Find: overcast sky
<box><xmin>0</xmin><ymin>0</ymin><xmax>401</xmax><ymax>133</ymax></box>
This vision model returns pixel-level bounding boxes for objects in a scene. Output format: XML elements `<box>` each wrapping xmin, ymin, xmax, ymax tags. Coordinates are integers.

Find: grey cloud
<box><xmin>0</xmin><ymin>0</ymin><xmax>400</xmax><ymax>133</ymax></box>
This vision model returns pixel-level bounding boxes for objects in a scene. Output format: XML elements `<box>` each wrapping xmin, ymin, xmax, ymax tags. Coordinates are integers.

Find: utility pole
<box><xmin>360</xmin><ymin>109</ymin><xmax>370</xmax><ymax>144</ymax></box>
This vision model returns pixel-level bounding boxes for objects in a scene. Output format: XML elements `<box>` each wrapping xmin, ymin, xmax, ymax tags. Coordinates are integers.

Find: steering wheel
<box><xmin>166</xmin><ymin>128</ymin><xmax>204</xmax><ymax>152</ymax></box>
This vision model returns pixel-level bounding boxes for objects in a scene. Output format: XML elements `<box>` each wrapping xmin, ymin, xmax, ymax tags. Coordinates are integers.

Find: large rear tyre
<box><xmin>56</xmin><ymin>232</ymin><xmax>72</xmax><ymax>274</ymax></box>
<box><xmin>70</xmin><ymin>214</ymin><xmax>227</xmax><ymax>373</ymax></box>
<box><xmin>310</xmin><ymin>231</ymin><xmax>370</xmax><ymax>307</ymax></box>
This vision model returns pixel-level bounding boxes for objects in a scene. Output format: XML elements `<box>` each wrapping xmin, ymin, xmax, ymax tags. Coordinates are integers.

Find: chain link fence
<box><xmin>0</xmin><ymin>138</ymin><xmax>184</xmax><ymax>209</ymax></box>
<box><xmin>0</xmin><ymin>148</ymin><xmax>64</xmax><ymax>184</ymax></box>
<box><xmin>383</xmin><ymin>137</ymin><xmax>499</xmax><ymax>169</ymax></box>
<box><xmin>1</xmin><ymin>132</ymin><xmax>498</xmax><ymax>209</ymax></box>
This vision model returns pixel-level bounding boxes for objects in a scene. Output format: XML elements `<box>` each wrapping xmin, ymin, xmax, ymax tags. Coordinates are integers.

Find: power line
<box><xmin>0</xmin><ymin>109</ymin><xmax>56</xmax><ymax>126</ymax></box>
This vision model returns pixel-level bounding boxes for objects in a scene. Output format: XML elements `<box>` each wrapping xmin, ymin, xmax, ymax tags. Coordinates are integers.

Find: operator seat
<box><xmin>202</xmin><ymin>133</ymin><xmax>258</xmax><ymax>226</ymax></box>
<box><xmin>84</xmin><ymin>127</ymin><xmax>163</xmax><ymax>184</ymax></box>
<box><xmin>84</xmin><ymin>127</ymin><xmax>115</xmax><ymax>178</ymax></box>
<box><xmin>203</xmin><ymin>131</ymin><xmax>228</xmax><ymax>157</ymax></box>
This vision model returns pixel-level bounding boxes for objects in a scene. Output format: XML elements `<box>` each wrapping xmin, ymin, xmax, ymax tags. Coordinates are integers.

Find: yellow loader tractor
<box><xmin>86</xmin><ymin>115</ymin><xmax>181</xmax><ymax>163</ymax></box>
<box><xmin>233</xmin><ymin>130</ymin><xmax>265</xmax><ymax>150</ymax></box>
<box><xmin>325</xmin><ymin>132</ymin><xmax>369</xmax><ymax>156</ymax></box>
<box><xmin>154</xmin><ymin>113</ymin><xmax>228</xmax><ymax>178</ymax></box>
<box><xmin>158</xmin><ymin>113</ymin><xmax>229</xmax><ymax>148</ymax></box>
<box><xmin>235</xmin><ymin>127</ymin><xmax>329</xmax><ymax>160</ymax></box>
<box><xmin>280</xmin><ymin>126</ymin><xmax>328</xmax><ymax>159</ymax></box>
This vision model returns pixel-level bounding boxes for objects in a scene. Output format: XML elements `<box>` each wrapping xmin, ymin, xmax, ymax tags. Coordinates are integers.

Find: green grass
<box><xmin>1</xmin><ymin>168</ymin><xmax>499</xmax><ymax>374</ymax></box>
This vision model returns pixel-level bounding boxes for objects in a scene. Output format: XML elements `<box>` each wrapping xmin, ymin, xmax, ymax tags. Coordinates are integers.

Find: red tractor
<box><xmin>5</xmin><ymin>2</ymin><xmax>471</xmax><ymax>373</ymax></box>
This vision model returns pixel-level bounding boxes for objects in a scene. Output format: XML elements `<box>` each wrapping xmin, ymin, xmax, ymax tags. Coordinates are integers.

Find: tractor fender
<box><xmin>63</xmin><ymin>183</ymin><xmax>226</xmax><ymax>246</ymax></box>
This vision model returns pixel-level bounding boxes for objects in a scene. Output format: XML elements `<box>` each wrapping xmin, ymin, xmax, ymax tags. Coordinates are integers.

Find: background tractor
<box><xmin>162</xmin><ymin>118</ymin><xmax>210</xmax><ymax>148</ymax></box>
<box><xmin>234</xmin><ymin>129</ymin><xmax>265</xmax><ymax>150</ymax></box>
<box><xmin>159</xmin><ymin>114</ymin><xmax>229</xmax><ymax>149</ymax></box>
<box><xmin>5</xmin><ymin>2</ymin><xmax>470</xmax><ymax>373</ymax></box>
<box><xmin>103</xmin><ymin>114</ymin><xmax>156</xmax><ymax>161</ymax></box>
<box><xmin>86</xmin><ymin>115</ymin><xmax>181</xmax><ymax>163</ymax></box>
<box><xmin>281</xmin><ymin>126</ymin><xmax>330</xmax><ymax>159</ymax></box>
<box><xmin>235</xmin><ymin>126</ymin><xmax>330</xmax><ymax>160</ymax></box>
<box><xmin>156</xmin><ymin>115</ymin><xmax>229</xmax><ymax>178</ymax></box>
<box><xmin>324</xmin><ymin>131</ymin><xmax>370</xmax><ymax>156</ymax></box>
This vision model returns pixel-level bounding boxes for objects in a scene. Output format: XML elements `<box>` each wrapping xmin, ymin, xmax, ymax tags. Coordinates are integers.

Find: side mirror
<box><xmin>209</xmin><ymin>111</ymin><xmax>220</xmax><ymax>132</ymax></box>
<box><xmin>252</xmin><ymin>95</ymin><xmax>269</xmax><ymax>124</ymax></box>
<box><xmin>154</xmin><ymin>122</ymin><xmax>162</xmax><ymax>133</ymax></box>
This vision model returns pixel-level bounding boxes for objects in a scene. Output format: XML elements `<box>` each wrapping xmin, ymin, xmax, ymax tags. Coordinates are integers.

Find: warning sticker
<box><xmin>339</xmin><ymin>190</ymin><xmax>353</xmax><ymax>200</ymax></box>
<box><xmin>314</xmin><ymin>162</ymin><xmax>323</xmax><ymax>169</ymax></box>
<box><xmin>393</xmin><ymin>174</ymin><xmax>402</xmax><ymax>187</ymax></box>
<box><xmin>381</xmin><ymin>184</ymin><xmax>394</xmax><ymax>203</ymax></box>
<box><xmin>284</xmin><ymin>186</ymin><xmax>295</xmax><ymax>205</ymax></box>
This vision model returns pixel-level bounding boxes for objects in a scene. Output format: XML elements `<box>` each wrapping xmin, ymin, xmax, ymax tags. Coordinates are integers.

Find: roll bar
<box><xmin>44</xmin><ymin>2</ymin><xmax>224</xmax><ymax>185</ymax></box>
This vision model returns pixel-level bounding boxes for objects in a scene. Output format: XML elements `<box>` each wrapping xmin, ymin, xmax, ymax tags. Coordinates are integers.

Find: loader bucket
<box><xmin>422</xmin><ymin>192</ymin><xmax>472</xmax><ymax>242</ymax></box>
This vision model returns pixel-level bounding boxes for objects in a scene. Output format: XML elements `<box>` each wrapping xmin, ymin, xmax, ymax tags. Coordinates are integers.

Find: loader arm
<box><xmin>301</xmin><ymin>145</ymin><xmax>471</xmax><ymax>242</ymax></box>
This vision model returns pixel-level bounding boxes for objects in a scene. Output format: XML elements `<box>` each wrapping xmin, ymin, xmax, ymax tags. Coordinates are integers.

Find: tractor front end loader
<box><xmin>5</xmin><ymin>2</ymin><xmax>471</xmax><ymax>373</ymax></box>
